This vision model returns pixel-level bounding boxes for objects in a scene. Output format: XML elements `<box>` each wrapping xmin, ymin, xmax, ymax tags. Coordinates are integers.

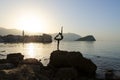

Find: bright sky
<box><xmin>0</xmin><ymin>0</ymin><xmax>120</xmax><ymax>41</ymax></box>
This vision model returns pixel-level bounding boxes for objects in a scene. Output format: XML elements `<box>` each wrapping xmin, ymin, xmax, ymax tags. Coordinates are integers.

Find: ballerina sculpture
<box><xmin>54</xmin><ymin>27</ymin><xmax>64</xmax><ymax>50</ymax></box>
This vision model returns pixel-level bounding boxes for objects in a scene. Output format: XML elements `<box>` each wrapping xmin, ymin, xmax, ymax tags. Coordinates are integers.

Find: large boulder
<box><xmin>0</xmin><ymin>59</ymin><xmax>8</xmax><ymax>64</ymax></box>
<box><xmin>20</xmin><ymin>58</ymin><xmax>43</xmax><ymax>73</ymax></box>
<box><xmin>7</xmin><ymin>53</ymin><xmax>24</xmax><ymax>66</ymax></box>
<box><xmin>0</xmin><ymin>63</ymin><xmax>14</xmax><ymax>70</ymax></box>
<box><xmin>48</xmin><ymin>50</ymin><xmax>97</xmax><ymax>76</ymax></box>
<box><xmin>54</xmin><ymin>68</ymin><xmax>78</xmax><ymax>80</ymax></box>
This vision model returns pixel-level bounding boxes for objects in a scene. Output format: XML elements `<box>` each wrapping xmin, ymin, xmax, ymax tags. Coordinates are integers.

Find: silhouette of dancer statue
<box><xmin>54</xmin><ymin>27</ymin><xmax>64</xmax><ymax>50</ymax></box>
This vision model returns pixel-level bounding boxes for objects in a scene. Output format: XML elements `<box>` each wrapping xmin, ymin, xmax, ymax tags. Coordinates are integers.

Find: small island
<box><xmin>76</xmin><ymin>35</ymin><xmax>96</xmax><ymax>41</ymax></box>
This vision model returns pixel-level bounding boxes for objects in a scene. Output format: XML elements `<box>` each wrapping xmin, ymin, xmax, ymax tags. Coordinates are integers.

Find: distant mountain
<box><xmin>51</xmin><ymin>33</ymin><xmax>81</xmax><ymax>41</ymax></box>
<box><xmin>76</xmin><ymin>35</ymin><xmax>96</xmax><ymax>41</ymax></box>
<box><xmin>0</xmin><ymin>27</ymin><xmax>41</xmax><ymax>35</ymax></box>
<box><xmin>0</xmin><ymin>27</ymin><xmax>21</xmax><ymax>35</ymax></box>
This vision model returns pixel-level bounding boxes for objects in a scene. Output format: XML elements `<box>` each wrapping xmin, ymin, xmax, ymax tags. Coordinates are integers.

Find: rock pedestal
<box><xmin>48</xmin><ymin>50</ymin><xmax>97</xmax><ymax>76</ymax></box>
<box><xmin>54</xmin><ymin>68</ymin><xmax>78</xmax><ymax>80</ymax></box>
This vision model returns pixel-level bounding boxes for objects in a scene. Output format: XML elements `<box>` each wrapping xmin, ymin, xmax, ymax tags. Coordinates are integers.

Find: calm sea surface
<box><xmin>0</xmin><ymin>41</ymin><xmax>120</xmax><ymax>78</ymax></box>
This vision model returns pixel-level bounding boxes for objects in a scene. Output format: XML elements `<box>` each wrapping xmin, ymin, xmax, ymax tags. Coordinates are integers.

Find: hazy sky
<box><xmin>0</xmin><ymin>0</ymin><xmax>120</xmax><ymax>41</ymax></box>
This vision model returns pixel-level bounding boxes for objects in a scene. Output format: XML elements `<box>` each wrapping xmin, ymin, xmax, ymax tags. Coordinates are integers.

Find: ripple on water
<box><xmin>86</xmin><ymin>55</ymin><xmax>120</xmax><ymax>79</ymax></box>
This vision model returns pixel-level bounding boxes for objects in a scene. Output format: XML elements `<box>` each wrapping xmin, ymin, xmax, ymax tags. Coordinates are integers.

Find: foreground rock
<box><xmin>76</xmin><ymin>35</ymin><xmax>96</xmax><ymax>41</ymax></box>
<box><xmin>48</xmin><ymin>50</ymin><xmax>97</xmax><ymax>77</ymax></box>
<box><xmin>7</xmin><ymin>53</ymin><xmax>24</xmax><ymax>66</ymax></box>
<box><xmin>0</xmin><ymin>65</ymin><xmax>36</xmax><ymax>80</ymax></box>
<box><xmin>54</xmin><ymin>68</ymin><xmax>78</xmax><ymax>80</ymax></box>
<box><xmin>0</xmin><ymin>63</ymin><xmax>14</xmax><ymax>70</ymax></box>
<box><xmin>0</xmin><ymin>53</ymin><xmax>24</xmax><ymax>70</ymax></box>
<box><xmin>20</xmin><ymin>58</ymin><xmax>44</xmax><ymax>73</ymax></box>
<box><xmin>0</xmin><ymin>51</ymin><xmax>97</xmax><ymax>80</ymax></box>
<box><xmin>0</xmin><ymin>58</ymin><xmax>48</xmax><ymax>80</ymax></box>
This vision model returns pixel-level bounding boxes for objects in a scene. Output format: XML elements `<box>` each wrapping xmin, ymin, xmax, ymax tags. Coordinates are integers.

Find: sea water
<box><xmin>0</xmin><ymin>41</ymin><xmax>120</xmax><ymax>78</ymax></box>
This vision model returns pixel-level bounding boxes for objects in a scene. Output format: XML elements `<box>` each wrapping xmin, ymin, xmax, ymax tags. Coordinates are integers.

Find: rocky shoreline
<box><xmin>0</xmin><ymin>50</ymin><xmax>117</xmax><ymax>80</ymax></box>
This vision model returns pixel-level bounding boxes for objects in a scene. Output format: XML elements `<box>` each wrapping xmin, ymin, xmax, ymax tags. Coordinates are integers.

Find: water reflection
<box><xmin>26</xmin><ymin>43</ymin><xmax>35</xmax><ymax>58</ymax></box>
<box><xmin>23</xmin><ymin>43</ymin><xmax>51</xmax><ymax>59</ymax></box>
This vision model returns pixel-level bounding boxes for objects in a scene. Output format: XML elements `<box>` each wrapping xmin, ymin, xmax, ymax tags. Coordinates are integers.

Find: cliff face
<box><xmin>76</xmin><ymin>35</ymin><xmax>96</xmax><ymax>41</ymax></box>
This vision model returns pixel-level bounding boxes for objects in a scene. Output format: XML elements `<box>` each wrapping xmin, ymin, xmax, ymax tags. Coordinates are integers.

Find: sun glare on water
<box><xmin>27</xmin><ymin>43</ymin><xmax>35</xmax><ymax>58</ymax></box>
<box><xmin>24</xmin><ymin>43</ymin><xmax>44</xmax><ymax>59</ymax></box>
<box><xmin>18</xmin><ymin>14</ymin><xmax>45</xmax><ymax>33</ymax></box>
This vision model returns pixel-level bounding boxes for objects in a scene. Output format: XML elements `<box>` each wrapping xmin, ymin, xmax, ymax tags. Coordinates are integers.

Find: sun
<box><xmin>18</xmin><ymin>14</ymin><xmax>45</xmax><ymax>33</ymax></box>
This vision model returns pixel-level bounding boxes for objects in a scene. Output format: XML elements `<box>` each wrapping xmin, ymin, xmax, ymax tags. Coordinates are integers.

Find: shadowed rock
<box><xmin>0</xmin><ymin>51</ymin><xmax>98</xmax><ymax>79</ymax></box>
<box><xmin>0</xmin><ymin>65</ymin><xmax>36</xmax><ymax>80</ymax></box>
<box><xmin>21</xmin><ymin>58</ymin><xmax>42</xmax><ymax>65</ymax></box>
<box><xmin>48</xmin><ymin>50</ymin><xmax>97</xmax><ymax>76</ymax></box>
<box><xmin>7</xmin><ymin>53</ymin><xmax>24</xmax><ymax>66</ymax></box>
<box><xmin>0</xmin><ymin>59</ymin><xmax>8</xmax><ymax>64</ymax></box>
<box><xmin>20</xmin><ymin>58</ymin><xmax>43</xmax><ymax>73</ymax></box>
<box><xmin>0</xmin><ymin>58</ymin><xmax>49</xmax><ymax>80</ymax></box>
<box><xmin>54</xmin><ymin>68</ymin><xmax>78</xmax><ymax>80</ymax></box>
<box><xmin>0</xmin><ymin>63</ymin><xmax>14</xmax><ymax>70</ymax></box>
